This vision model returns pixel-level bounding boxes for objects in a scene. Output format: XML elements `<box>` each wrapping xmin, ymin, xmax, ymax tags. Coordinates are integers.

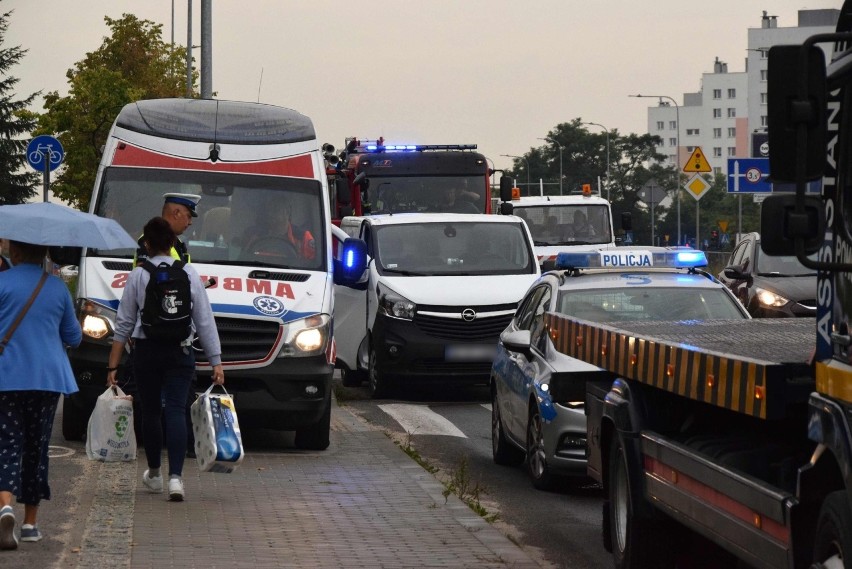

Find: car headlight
<box><xmin>279</xmin><ymin>314</ymin><xmax>330</xmax><ymax>358</ymax></box>
<box><xmin>755</xmin><ymin>287</ymin><xmax>789</xmax><ymax>308</ymax></box>
<box><xmin>377</xmin><ymin>284</ymin><xmax>416</xmax><ymax>320</ymax></box>
<box><xmin>77</xmin><ymin>299</ymin><xmax>115</xmax><ymax>341</ymax></box>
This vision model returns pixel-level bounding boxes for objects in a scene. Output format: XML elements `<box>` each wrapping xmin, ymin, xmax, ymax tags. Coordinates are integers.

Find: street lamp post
<box><xmin>582</xmin><ymin>122</ymin><xmax>610</xmax><ymax>202</ymax></box>
<box><xmin>537</xmin><ymin>138</ymin><xmax>563</xmax><ymax>195</ymax></box>
<box><xmin>500</xmin><ymin>154</ymin><xmax>530</xmax><ymax>195</ymax></box>
<box><xmin>629</xmin><ymin>94</ymin><xmax>681</xmax><ymax>245</ymax></box>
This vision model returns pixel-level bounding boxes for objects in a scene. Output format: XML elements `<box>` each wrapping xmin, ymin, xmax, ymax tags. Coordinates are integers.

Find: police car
<box><xmin>490</xmin><ymin>247</ymin><xmax>750</xmax><ymax>490</ymax></box>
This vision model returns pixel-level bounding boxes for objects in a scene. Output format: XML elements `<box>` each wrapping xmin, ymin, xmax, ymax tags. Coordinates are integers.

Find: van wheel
<box><xmin>813</xmin><ymin>491</ymin><xmax>852</xmax><ymax>567</ymax></box>
<box><xmin>368</xmin><ymin>347</ymin><xmax>391</xmax><ymax>399</ymax></box>
<box><xmin>294</xmin><ymin>396</ymin><xmax>331</xmax><ymax>450</ymax></box>
<box><xmin>62</xmin><ymin>396</ymin><xmax>87</xmax><ymax>441</ymax></box>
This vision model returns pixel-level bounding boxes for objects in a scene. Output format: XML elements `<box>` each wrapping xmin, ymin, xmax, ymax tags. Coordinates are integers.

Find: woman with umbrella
<box><xmin>0</xmin><ymin>240</ymin><xmax>82</xmax><ymax>550</ymax></box>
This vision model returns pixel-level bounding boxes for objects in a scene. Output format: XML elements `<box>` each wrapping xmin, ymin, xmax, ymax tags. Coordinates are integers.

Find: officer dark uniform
<box><xmin>132</xmin><ymin>193</ymin><xmax>200</xmax><ymax>268</ymax></box>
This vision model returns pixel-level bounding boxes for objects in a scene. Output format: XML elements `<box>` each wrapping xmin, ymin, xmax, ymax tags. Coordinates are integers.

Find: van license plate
<box><xmin>445</xmin><ymin>344</ymin><xmax>497</xmax><ymax>362</ymax></box>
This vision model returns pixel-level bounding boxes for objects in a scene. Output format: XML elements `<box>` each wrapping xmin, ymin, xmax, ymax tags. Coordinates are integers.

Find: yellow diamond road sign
<box><xmin>683</xmin><ymin>147</ymin><xmax>712</xmax><ymax>173</ymax></box>
<box><xmin>684</xmin><ymin>174</ymin><xmax>711</xmax><ymax>200</ymax></box>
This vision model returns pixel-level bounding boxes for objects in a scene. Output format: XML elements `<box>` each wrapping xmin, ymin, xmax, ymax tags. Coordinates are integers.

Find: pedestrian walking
<box><xmin>107</xmin><ymin>217</ymin><xmax>224</xmax><ymax>502</ymax></box>
<box><xmin>0</xmin><ymin>241</ymin><xmax>82</xmax><ymax>550</ymax></box>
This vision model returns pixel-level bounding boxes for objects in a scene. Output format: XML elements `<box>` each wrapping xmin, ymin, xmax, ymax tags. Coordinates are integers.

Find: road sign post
<box><xmin>27</xmin><ymin>135</ymin><xmax>64</xmax><ymax>202</ymax></box>
<box><xmin>639</xmin><ymin>178</ymin><xmax>667</xmax><ymax>246</ymax></box>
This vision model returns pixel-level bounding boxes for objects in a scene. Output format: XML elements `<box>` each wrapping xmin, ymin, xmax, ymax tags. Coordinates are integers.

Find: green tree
<box><xmin>34</xmin><ymin>14</ymin><xmax>195</xmax><ymax>209</ymax></box>
<box><xmin>0</xmin><ymin>5</ymin><xmax>39</xmax><ymax>205</ymax></box>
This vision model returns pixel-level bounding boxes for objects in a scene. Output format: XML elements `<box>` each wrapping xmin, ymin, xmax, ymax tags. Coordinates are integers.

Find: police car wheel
<box><xmin>491</xmin><ymin>386</ymin><xmax>524</xmax><ymax>466</ymax></box>
<box><xmin>526</xmin><ymin>406</ymin><xmax>557</xmax><ymax>490</ymax></box>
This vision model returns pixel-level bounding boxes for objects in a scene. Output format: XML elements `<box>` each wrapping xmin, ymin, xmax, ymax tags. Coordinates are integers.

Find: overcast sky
<box><xmin>5</xmin><ymin>1</ymin><xmax>841</xmax><ymax>174</ymax></box>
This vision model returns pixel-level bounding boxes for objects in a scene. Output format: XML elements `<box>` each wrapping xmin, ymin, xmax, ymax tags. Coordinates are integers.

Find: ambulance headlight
<box><xmin>76</xmin><ymin>299</ymin><xmax>115</xmax><ymax>341</ymax></box>
<box><xmin>280</xmin><ymin>314</ymin><xmax>330</xmax><ymax>357</ymax></box>
<box><xmin>377</xmin><ymin>284</ymin><xmax>416</xmax><ymax>320</ymax></box>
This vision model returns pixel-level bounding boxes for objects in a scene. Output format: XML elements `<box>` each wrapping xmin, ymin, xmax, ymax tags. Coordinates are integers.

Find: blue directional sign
<box><xmin>727</xmin><ymin>158</ymin><xmax>771</xmax><ymax>193</ymax></box>
<box><xmin>26</xmin><ymin>135</ymin><xmax>64</xmax><ymax>173</ymax></box>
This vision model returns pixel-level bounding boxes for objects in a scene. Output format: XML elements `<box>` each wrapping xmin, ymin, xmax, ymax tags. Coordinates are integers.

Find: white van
<box><xmin>53</xmin><ymin>98</ymin><xmax>365</xmax><ymax>450</ymax></box>
<box><xmin>333</xmin><ymin>213</ymin><xmax>540</xmax><ymax>397</ymax></box>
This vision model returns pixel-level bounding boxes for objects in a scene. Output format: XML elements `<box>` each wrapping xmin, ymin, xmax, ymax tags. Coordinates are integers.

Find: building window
<box><xmin>686</xmin><ymin>128</ymin><xmax>700</xmax><ymax>136</ymax></box>
<box><xmin>760</xmin><ymin>115</ymin><xmax>768</xmax><ymax>126</ymax></box>
<box><xmin>656</xmin><ymin>121</ymin><xmax>664</xmax><ymax>130</ymax></box>
<box><xmin>686</xmin><ymin>146</ymin><xmax>695</xmax><ymax>153</ymax></box>
<box><xmin>669</xmin><ymin>138</ymin><xmax>677</xmax><ymax>146</ymax></box>
<box><xmin>760</xmin><ymin>92</ymin><xmax>767</xmax><ymax>104</ymax></box>
<box><xmin>727</xmin><ymin>88</ymin><xmax>736</xmax><ymax>98</ymax></box>
<box><xmin>713</xmin><ymin>89</ymin><xmax>721</xmax><ymax>99</ymax></box>
<box><xmin>713</xmin><ymin>147</ymin><xmax>722</xmax><ymax>157</ymax></box>
<box><xmin>728</xmin><ymin>147</ymin><xmax>736</xmax><ymax>156</ymax></box>
<box><xmin>669</xmin><ymin>120</ymin><xmax>677</xmax><ymax>130</ymax></box>
<box><xmin>713</xmin><ymin>166</ymin><xmax>722</xmax><ymax>175</ymax></box>
<box><xmin>713</xmin><ymin>128</ymin><xmax>722</xmax><ymax>138</ymax></box>
<box><xmin>760</xmin><ymin>69</ymin><xmax>768</xmax><ymax>81</ymax></box>
<box><xmin>713</xmin><ymin>108</ymin><xmax>722</xmax><ymax>118</ymax></box>
<box><xmin>728</xmin><ymin>127</ymin><xmax>736</xmax><ymax>137</ymax></box>
<box><xmin>727</xmin><ymin>108</ymin><xmax>736</xmax><ymax>118</ymax></box>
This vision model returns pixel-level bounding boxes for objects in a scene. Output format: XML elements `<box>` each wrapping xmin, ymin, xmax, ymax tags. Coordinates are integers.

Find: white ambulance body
<box><xmin>61</xmin><ymin>98</ymin><xmax>353</xmax><ymax>450</ymax></box>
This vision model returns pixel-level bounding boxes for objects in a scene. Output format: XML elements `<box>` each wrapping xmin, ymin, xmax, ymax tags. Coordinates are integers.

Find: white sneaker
<box><xmin>168</xmin><ymin>477</ymin><xmax>185</xmax><ymax>502</ymax></box>
<box><xmin>0</xmin><ymin>505</ymin><xmax>17</xmax><ymax>550</ymax></box>
<box><xmin>142</xmin><ymin>470</ymin><xmax>163</xmax><ymax>493</ymax></box>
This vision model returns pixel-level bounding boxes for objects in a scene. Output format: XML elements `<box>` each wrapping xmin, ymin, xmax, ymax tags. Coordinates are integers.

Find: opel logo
<box><xmin>461</xmin><ymin>308</ymin><xmax>476</xmax><ymax>322</ymax></box>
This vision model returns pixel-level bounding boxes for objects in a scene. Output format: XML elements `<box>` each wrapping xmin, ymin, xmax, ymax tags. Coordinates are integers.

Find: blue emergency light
<box><xmin>362</xmin><ymin>144</ymin><xmax>477</xmax><ymax>153</ymax></box>
<box><xmin>555</xmin><ymin>249</ymin><xmax>708</xmax><ymax>271</ymax></box>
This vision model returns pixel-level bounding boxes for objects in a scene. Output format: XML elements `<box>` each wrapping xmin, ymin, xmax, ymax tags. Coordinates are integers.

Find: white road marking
<box><xmin>378</xmin><ymin>404</ymin><xmax>468</xmax><ymax>438</ymax></box>
<box><xmin>481</xmin><ymin>403</ymin><xmax>492</xmax><ymax>412</ymax></box>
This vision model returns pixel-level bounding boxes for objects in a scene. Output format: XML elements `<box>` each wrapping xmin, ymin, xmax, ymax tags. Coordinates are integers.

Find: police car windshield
<box><xmin>93</xmin><ymin>168</ymin><xmax>326</xmax><ymax>271</ymax></box>
<box><xmin>514</xmin><ymin>204</ymin><xmax>612</xmax><ymax>245</ymax></box>
<box><xmin>374</xmin><ymin>221</ymin><xmax>535</xmax><ymax>276</ymax></box>
<box><xmin>557</xmin><ymin>287</ymin><xmax>746</xmax><ymax>322</ymax></box>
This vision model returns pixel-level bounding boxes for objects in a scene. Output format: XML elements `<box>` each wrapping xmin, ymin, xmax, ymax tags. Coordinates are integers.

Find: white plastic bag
<box><xmin>86</xmin><ymin>386</ymin><xmax>137</xmax><ymax>462</ymax></box>
<box><xmin>190</xmin><ymin>384</ymin><xmax>244</xmax><ymax>473</ymax></box>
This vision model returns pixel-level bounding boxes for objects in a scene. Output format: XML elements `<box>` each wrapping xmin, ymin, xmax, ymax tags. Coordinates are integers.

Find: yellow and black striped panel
<box><xmin>546</xmin><ymin>313</ymin><xmax>789</xmax><ymax>420</ymax></box>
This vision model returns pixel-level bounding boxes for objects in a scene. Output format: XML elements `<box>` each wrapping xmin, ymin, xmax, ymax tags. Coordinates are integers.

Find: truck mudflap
<box><xmin>548</xmin><ymin>314</ymin><xmax>814</xmax><ymax>420</ymax></box>
<box><xmin>642</xmin><ymin>431</ymin><xmax>796</xmax><ymax>569</ymax></box>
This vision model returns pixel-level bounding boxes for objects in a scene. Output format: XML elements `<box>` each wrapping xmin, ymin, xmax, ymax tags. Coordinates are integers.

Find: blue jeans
<box><xmin>133</xmin><ymin>340</ymin><xmax>194</xmax><ymax>477</ymax></box>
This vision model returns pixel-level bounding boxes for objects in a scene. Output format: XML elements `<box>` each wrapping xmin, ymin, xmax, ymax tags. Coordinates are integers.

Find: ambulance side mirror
<box><xmin>334</xmin><ymin>238</ymin><xmax>368</xmax><ymax>288</ymax></box>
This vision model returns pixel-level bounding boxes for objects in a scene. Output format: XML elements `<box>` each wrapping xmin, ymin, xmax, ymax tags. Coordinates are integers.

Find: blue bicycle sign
<box><xmin>27</xmin><ymin>135</ymin><xmax>64</xmax><ymax>173</ymax></box>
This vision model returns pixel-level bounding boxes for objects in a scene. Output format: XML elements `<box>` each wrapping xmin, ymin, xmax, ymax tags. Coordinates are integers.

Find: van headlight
<box><xmin>279</xmin><ymin>314</ymin><xmax>330</xmax><ymax>357</ymax></box>
<box><xmin>377</xmin><ymin>284</ymin><xmax>416</xmax><ymax>320</ymax></box>
<box><xmin>77</xmin><ymin>299</ymin><xmax>115</xmax><ymax>342</ymax></box>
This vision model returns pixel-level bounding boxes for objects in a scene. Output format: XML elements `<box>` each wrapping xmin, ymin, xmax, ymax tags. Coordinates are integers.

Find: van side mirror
<box><xmin>760</xmin><ymin>194</ymin><xmax>824</xmax><ymax>255</ymax></box>
<box><xmin>768</xmin><ymin>44</ymin><xmax>827</xmax><ymax>182</ymax></box>
<box><xmin>499</xmin><ymin>176</ymin><xmax>513</xmax><ymax>202</ymax></box>
<box><xmin>333</xmin><ymin>238</ymin><xmax>368</xmax><ymax>287</ymax></box>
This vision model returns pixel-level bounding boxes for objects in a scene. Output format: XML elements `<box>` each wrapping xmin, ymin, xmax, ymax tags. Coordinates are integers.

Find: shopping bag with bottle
<box><xmin>190</xmin><ymin>384</ymin><xmax>244</xmax><ymax>473</ymax></box>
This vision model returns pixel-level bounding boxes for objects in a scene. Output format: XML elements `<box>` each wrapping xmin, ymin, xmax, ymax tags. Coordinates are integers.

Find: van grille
<box><xmin>415</xmin><ymin>310</ymin><xmax>514</xmax><ymax>341</ymax></box>
<box><xmin>194</xmin><ymin>316</ymin><xmax>280</xmax><ymax>364</ymax></box>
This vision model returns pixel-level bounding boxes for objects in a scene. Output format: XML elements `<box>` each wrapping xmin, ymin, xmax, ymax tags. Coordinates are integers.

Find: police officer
<box><xmin>133</xmin><ymin>193</ymin><xmax>200</xmax><ymax>267</ymax></box>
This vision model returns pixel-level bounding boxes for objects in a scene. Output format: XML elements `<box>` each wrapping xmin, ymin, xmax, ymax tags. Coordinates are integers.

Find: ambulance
<box><xmin>52</xmin><ymin>98</ymin><xmax>366</xmax><ymax>450</ymax></box>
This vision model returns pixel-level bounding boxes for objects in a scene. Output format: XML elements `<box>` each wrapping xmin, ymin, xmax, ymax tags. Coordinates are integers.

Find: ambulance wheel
<box><xmin>609</xmin><ymin>434</ymin><xmax>674</xmax><ymax>569</ymax></box>
<box><xmin>812</xmin><ymin>491</ymin><xmax>852</xmax><ymax>568</ymax></box>
<box><xmin>62</xmin><ymin>396</ymin><xmax>87</xmax><ymax>441</ymax></box>
<box><xmin>368</xmin><ymin>347</ymin><xmax>391</xmax><ymax>399</ymax></box>
<box><xmin>294</xmin><ymin>396</ymin><xmax>331</xmax><ymax>450</ymax></box>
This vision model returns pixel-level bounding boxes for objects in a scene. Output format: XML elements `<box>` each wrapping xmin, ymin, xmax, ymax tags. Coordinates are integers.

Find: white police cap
<box><xmin>163</xmin><ymin>193</ymin><xmax>201</xmax><ymax>217</ymax></box>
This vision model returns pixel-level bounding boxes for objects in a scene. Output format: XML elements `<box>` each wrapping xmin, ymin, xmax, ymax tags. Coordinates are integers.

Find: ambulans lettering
<box><xmin>601</xmin><ymin>253</ymin><xmax>652</xmax><ymax>267</ymax></box>
<box><xmin>109</xmin><ymin>274</ymin><xmax>295</xmax><ymax>299</ymax></box>
<box><xmin>247</xmin><ymin>279</ymin><xmax>271</xmax><ymax>295</ymax></box>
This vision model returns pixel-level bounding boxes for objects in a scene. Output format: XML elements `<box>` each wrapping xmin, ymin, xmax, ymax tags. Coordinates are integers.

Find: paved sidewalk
<box><xmin>73</xmin><ymin>398</ymin><xmax>541</xmax><ymax>569</ymax></box>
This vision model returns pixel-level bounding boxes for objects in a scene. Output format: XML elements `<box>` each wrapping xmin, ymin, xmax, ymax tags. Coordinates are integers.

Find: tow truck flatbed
<box><xmin>548</xmin><ymin>315</ymin><xmax>814</xmax><ymax>419</ymax></box>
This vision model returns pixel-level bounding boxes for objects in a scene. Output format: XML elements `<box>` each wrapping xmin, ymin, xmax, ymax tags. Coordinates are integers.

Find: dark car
<box><xmin>717</xmin><ymin>232</ymin><xmax>817</xmax><ymax>317</ymax></box>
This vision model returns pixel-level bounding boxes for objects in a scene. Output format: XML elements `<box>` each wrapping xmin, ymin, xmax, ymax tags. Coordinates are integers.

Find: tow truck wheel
<box><xmin>812</xmin><ymin>491</ymin><xmax>852</xmax><ymax>569</ymax></box>
<box><xmin>61</xmin><ymin>396</ymin><xmax>86</xmax><ymax>441</ymax></box>
<box><xmin>491</xmin><ymin>386</ymin><xmax>524</xmax><ymax>466</ymax></box>
<box><xmin>294</xmin><ymin>394</ymin><xmax>331</xmax><ymax>450</ymax></box>
<box><xmin>368</xmin><ymin>347</ymin><xmax>391</xmax><ymax>399</ymax></box>
<box><xmin>526</xmin><ymin>404</ymin><xmax>557</xmax><ymax>490</ymax></box>
<box><xmin>609</xmin><ymin>434</ymin><xmax>673</xmax><ymax>569</ymax></box>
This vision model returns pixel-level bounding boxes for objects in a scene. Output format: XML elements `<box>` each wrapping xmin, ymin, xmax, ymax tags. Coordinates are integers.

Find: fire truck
<box><xmin>542</xmin><ymin>13</ymin><xmax>852</xmax><ymax>567</ymax></box>
<box><xmin>324</xmin><ymin>137</ymin><xmax>492</xmax><ymax>224</ymax></box>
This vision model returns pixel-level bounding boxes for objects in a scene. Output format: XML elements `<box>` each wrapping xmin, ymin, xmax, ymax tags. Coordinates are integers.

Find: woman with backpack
<box><xmin>106</xmin><ymin>217</ymin><xmax>224</xmax><ymax>502</ymax></box>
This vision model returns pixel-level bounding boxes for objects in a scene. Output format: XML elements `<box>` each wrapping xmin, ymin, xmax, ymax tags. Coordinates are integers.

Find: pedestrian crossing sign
<box><xmin>683</xmin><ymin>147</ymin><xmax>712</xmax><ymax>173</ymax></box>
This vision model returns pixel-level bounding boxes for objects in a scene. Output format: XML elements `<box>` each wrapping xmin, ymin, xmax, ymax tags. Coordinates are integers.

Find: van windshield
<box><xmin>374</xmin><ymin>221</ymin><xmax>535</xmax><ymax>276</ymax></box>
<box><xmin>513</xmin><ymin>204</ymin><xmax>612</xmax><ymax>245</ymax></box>
<box><xmin>93</xmin><ymin>168</ymin><xmax>326</xmax><ymax>271</ymax></box>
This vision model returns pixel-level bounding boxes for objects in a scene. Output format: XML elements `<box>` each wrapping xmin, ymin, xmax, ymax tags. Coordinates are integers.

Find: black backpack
<box><xmin>140</xmin><ymin>260</ymin><xmax>192</xmax><ymax>344</ymax></box>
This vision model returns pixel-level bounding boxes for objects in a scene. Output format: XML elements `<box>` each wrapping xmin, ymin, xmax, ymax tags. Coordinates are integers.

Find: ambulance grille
<box><xmin>194</xmin><ymin>316</ymin><xmax>280</xmax><ymax>363</ymax></box>
<box><xmin>414</xmin><ymin>310</ymin><xmax>514</xmax><ymax>341</ymax></box>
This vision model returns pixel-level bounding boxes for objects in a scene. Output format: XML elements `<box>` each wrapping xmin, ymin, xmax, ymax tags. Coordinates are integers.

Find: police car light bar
<box><xmin>363</xmin><ymin>144</ymin><xmax>478</xmax><ymax>152</ymax></box>
<box><xmin>555</xmin><ymin>249</ymin><xmax>708</xmax><ymax>270</ymax></box>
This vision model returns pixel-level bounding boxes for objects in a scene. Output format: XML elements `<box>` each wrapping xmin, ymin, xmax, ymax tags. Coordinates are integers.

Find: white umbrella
<box><xmin>0</xmin><ymin>202</ymin><xmax>137</xmax><ymax>249</ymax></box>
